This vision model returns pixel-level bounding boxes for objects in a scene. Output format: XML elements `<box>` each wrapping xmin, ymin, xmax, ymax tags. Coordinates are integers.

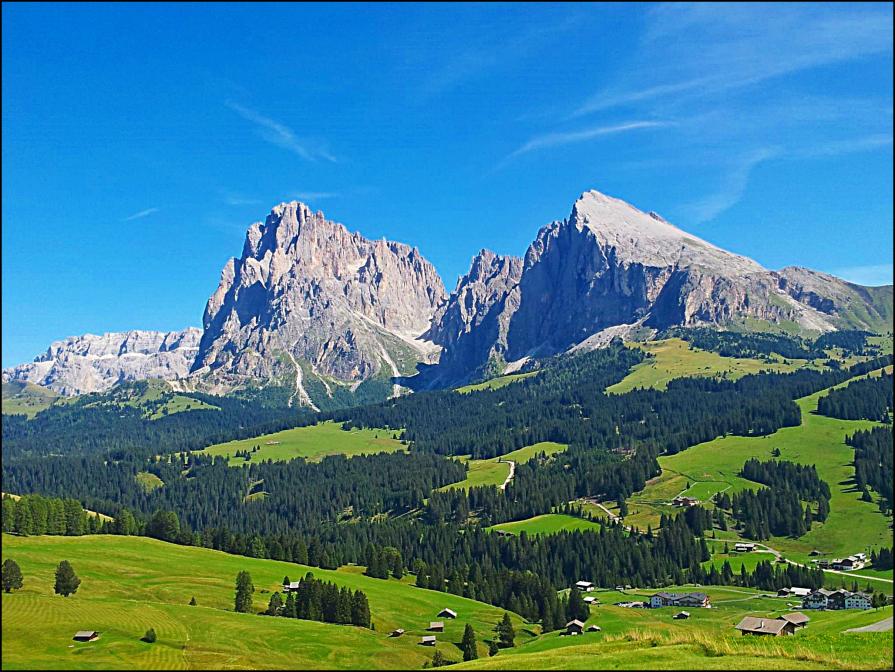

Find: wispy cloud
<box><xmin>681</xmin><ymin>148</ymin><xmax>779</xmax><ymax>223</ymax></box>
<box><xmin>501</xmin><ymin>121</ymin><xmax>670</xmax><ymax>166</ymax></box>
<box><xmin>830</xmin><ymin>263</ymin><xmax>893</xmax><ymax>287</ymax></box>
<box><xmin>577</xmin><ymin>4</ymin><xmax>894</xmax><ymax>118</ymax></box>
<box><xmin>226</xmin><ymin>101</ymin><xmax>336</xmax><ymax>162</ymax></box>
<box><xmin>294</xmin><ymin>191</ymin><xmax>340</xmax><ymax>202</ymax></box>
<box><xmin>794</xmin><ymin>134</ymin><xmax>893</xmax><ymax>158</ymax></box>
<box><xmin>122</xmin><ymin>207</ymin><xmax>160</xmax><ymax>222</ymax></box>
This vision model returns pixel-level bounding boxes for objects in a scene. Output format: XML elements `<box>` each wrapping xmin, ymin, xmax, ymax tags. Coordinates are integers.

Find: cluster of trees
<box><xmin>665</xmin><ymin>327</ymin><xmax>824</xmax><ymax>360</ymax></box>
<box><xmin>265</xmin><ymin>572</ymin><xmax>371</xmax><ymax>628</ymax></box>
<box><xmin>724</xmin><ymin>459</ymin><xmax>831</xmax><ymax>540</ymax></box>
<box><xmin>3</xmin><ymin>451</ymin><xmax>466</xmax><ymax>537</ymax></box>
<box><xmin>2</xmin><ymin>382</ymin><xmax>314</xmax><ymax>460</ymax></box>
<box><xmin>233</xmin><ymin>446</ymin><xmax>261</xmax><ymax>461</ymax></box>
<box><xmin>740</xmin><ymin>459</ymin><xmax>832</xmax><ymax>506</ymax></box>
<box><xmin>817</xmin><ymin>372</ymin><xmax>893</xmax><ymax>421</ymax></box>
<box><xmin>691</xmin><ymin>558</ymin><xmax>825</xmax><ymax>591</ymax></box>
<box><xmin>1</xmin><ymin>493</ymin><xmax>105</xmax><ymax>537</ymax></box>
<box><xmin>870</xmin><ymin>547</ymin><xmax>893</xmax><ymax>571</ymax></box>
<box><xmin>848</xmin><ymin>427</ymin><xmax>894</xmax><ymax>512</ymax></box>
<box><xmin>363</xmin><ymin>545</ymin><xmax>403</xmax><ymax>579</ymax></box>
<box><xmin>2</xmin><ymin>558</ymin><xmax>81</xmax><ymax>596</ymax></box>
<box><xmin>730</xmin><ymin>488</ymin><xmax>821</xmax><ymax>540</ymax></box>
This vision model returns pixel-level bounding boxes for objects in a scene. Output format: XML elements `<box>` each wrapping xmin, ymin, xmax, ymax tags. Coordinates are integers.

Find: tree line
<box><xmin>817</xmin><ymin>372</ymin><xmax>893</xmax><ymax>421</ymax></box>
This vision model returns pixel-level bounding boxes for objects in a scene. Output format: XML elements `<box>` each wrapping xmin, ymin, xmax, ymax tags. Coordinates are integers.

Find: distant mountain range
<box><xmin>4</xmin><ymin>190</ymin><xmax>892</xmax><ymax>400</ymax></box>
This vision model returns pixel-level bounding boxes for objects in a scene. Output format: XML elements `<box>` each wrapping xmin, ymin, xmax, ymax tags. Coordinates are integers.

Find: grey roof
<box><xmin>429</xmin><ymin>621</ymin><xmax>444</xmax><ymax>629</ymax></box>
<box><xmin>565</xmin><ymin>619</ymin><xmax>586</xmax><ymax>628</ymax></box>
<box><xmin>735</xmin><ymin>617</ymin><xmax>790</xmax><ymax>635</ymax></box>
<box><xmin>780</xmin><ymin>612</ymin><xmax>810</xmax><ymax>625</ymax></box>
<box><xmin>420</xmin><ymin>635</ymin><xmax>437</xmax><ymax>643</ymax></box>
<box><xmin>438</xmin><ymin>608</ymin><xmax>457</xmax><ymax>616</ymax></box>
<box><xmin>73</xmin><ymin>631</ymin><xmax>97</xmax><ymax>638</ymax></box>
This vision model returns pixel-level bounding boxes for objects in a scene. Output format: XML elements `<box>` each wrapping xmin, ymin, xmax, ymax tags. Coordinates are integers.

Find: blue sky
<box><xmin>2</xmin><ymin>2</ymin><xmax>893</xmax><ymax>367</ymax></box>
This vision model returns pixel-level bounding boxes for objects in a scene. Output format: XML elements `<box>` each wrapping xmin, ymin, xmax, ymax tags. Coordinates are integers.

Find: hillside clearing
<box><xmin>197</xmin><ymin>421</ymin><xmax>405</xmax><ymax>465</ymax></box>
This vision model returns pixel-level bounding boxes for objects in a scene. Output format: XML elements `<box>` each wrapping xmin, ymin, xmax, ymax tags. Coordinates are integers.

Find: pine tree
<box><xmin>496</xmin><ymin>612</ymin><xmax>515</xmax><ymax>648</ymax></box>
<box><xmin>285</xmin><ymin>592</ymin><xmax>297</xmax><ymax>618</ymax></box>
<box><xmin>54</xmin><ymin>560</ymin><xmax>80</xmax><ymax>597</ymax></box>
<box><xmin>267</xmin><ymin>591</ymin><xmax>283</xmax><ymax>616</ymax></box>
<box><xmin>488</xmin><ymin>640</ymin><xmax>499</xmax><ymax>656</ymax></box>
<box><xmin>142</xmin><ymin>628</ymin><xmax>157</xmax><ymax>643</ymax></box>
<box><xmin>189</xmin><ymin>596</ymin><xmax>197</xmax><ymax>606</ymax></box>
<box><xmin>351</xmin><ymin>590</ymin><xmax>371</xmax><ymax>628</ymax></box>
<box><xmin>432</xmin><ymin>649</ymin><xmax>446</xmax><ymax>667</ymax></box>
<box><xmin>2</xmin><ymin>558</ymin><xmax>23</xmax><ymax>593</ymax></box>
<box><xmin>234</xmin><ymin>571</ymin><xmax>254</xmax><ymax>613</ymax></box>
<box><xmin>462</xmin><ymin>623</ymin><xmax>478</xmax><ymax>661</ymax></box>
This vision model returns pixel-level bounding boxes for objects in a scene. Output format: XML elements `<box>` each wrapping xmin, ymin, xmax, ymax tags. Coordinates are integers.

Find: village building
<box><xmin>672</xmin><ymin>496</ymin><xmax>699</xmax><ymax>507</ymax></box>
<box><xmin>673</xmin><ymin>611</ymin><xmax>690</xmax><ymax>619</ymax></box>
<box><xmin>438</xmin><ymin>608</ymin><xmax>457</xmax><ymax>619</ymax></box>
<box><xmin>832</xmin><ymin>556</ymin><xmax>866</xmax><ymax>571</ymax></box>
<box><xmin>587</xmin><ymin>624</ymin><xmax>601</xmax><ymax>632</ymax></box>
<box><xmin>779</xmin><ymin>613</ymin><xmax>810</xmax><ymax>629</ymax></box>
<box><xmin>428</xmin><ymin>621</ymin><xmax>445</xmax><ymax>632</ymax></box>
<box><xmin>564</xmin><ymin>620</ymin><xmax>585</xmax><ymax>635</ymax></box>
<box><xmin>844</xmin><ymin>593</ymin><xmax>872</xmax><ymax>610</ymax></box>
<box><xmin>734</xmin><ymin>542</ymin><xmax>757</xmax><ymax>552</ymax></box>
<box><xmin>420</xmin><ymin>635</ymin><xmax>437</xmax><ymax>646</ymax></box>
<box><xmin>777</xmin><ymin>587</ymin><xmax>812</xmax><ymax>598</ymax></box>
<box><xmin>735</xmin><ymin>617</ymin><xmax>796</xmax><ymax>637</ymax></box>
<box><xmin>390</xmin><ymin>629</ymin><xmax>405</xmax><ymax>637</ymax></box>
<box><xmin>649</xmin><ymin>592</ymin><xmax>710</xmax><ymax>609</ymax></box>
<box><xmin>73</xmin><ymin>631</ymin><xmax>100</xmax><ymax>642</ymax></box>
<box><xmin>282</xmin><ymin>581</ymin><xmax>301</xmax><ymax>593</ymax></box>
<box><xmin>575</xmin><ymin>580</ymin><xmax>594</xmax><ymax>592</ymax></box>
<box><xmin>803</xmin><ymin>588</ymin><xmax>871</xmax><ymax>610</ymax></box>
<box><xmin>583</xmin><ymin>596</ymin><xmax>598</xmax><ymax>605</ymax></box>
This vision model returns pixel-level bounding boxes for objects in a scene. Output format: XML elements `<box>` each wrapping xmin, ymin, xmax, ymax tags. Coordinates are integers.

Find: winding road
<box><xmin>753</xmin><ymin>542</ymin><xmax>893</xmax><ymax>584</ymax></box>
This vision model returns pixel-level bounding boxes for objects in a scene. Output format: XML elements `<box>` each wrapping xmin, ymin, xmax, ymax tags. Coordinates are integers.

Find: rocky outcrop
<box><xmin>421</xmin><ymin>250</ymin><xmax>523</xmax><ymax>385</ymax></box>
<box><xmin>2</xmin><ymin>328</ymin><xmax>201</xmax><ymax>396</ymax></box>
<box><xmin>423</xmin><ymin>190</ymin><xmax>891</xmax><ymax>386</ymax></box>
<box><xmin>191</xmin><ymin>201</ymin><xmax>446</xmax><ymax>404</ymax></box>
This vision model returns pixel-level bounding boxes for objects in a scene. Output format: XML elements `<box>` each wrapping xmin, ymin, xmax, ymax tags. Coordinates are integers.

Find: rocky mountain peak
<box><xmin>191</xmin><ymin>201</ymin><xmax>446</xmax><ymax>403</ymax></box>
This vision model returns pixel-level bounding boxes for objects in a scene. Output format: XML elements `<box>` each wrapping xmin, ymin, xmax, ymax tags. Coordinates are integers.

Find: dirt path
<box><xmin>499</xmin><ymin>460</ymin><xmax>516</xmax><ymax>490</ymax></box>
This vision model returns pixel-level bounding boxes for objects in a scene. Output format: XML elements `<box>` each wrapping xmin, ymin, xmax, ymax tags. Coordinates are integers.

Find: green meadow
<box><xmin>456</xmin><ymin>371</ymin><xmax>538</xmax><ymax>393</ymax></box>
<box><xmin>454</xmin><ymin>585</ymin><xmax>893</xmax><ymax>670</ymax></box>
<box><xmin>1</xmin><ymin>381</ymin><xmax>60</xmax><ymax>418</ymax></box>
<box><xmin>439</xmin><ymin>442</ymin><xmax>567</xmax><ymax>492</ymax></box>
<box><xmin>489</xmin><ymin>514</ymin><xmax>601</xmax><ymax>536</ymax></box>
<box><xmin>606</xmin><ymin>338</ymin><xmax>807</xmax><ymax>394</ymax></box>
<box><xmin>1</xmin><ymin>534</ymin><xmax>531</xmax><ymax>670</ymax></box>
<box><xmin>625</xmin><ymin>367</ymin><xmax>894</xmax><ymax>571</ymax></box>
<box><xmin>197</xmin><ymin>421</ymin><xmax>405</xmax><ymax>465</ymax></box>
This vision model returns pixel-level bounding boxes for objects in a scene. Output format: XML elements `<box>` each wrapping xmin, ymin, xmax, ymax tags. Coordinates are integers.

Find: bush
<box><xmin>142</xmin><ymin>628</ymin><xmax>157</xmax><ymax>643</ymax></box>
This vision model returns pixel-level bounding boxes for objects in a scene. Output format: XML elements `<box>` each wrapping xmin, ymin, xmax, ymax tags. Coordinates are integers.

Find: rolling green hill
<box><xmin>1</xmin><ymin>381</ymin><xmax>60</xmax><ymax>418</ymax></box>
<box><xmin>624</xmin><ymin>367</ymin><xmax>894</xmax><ymax>566</ymax></box>
<box><xmin>1</xmin><ymin>534</ymin><xmax>531</xmax><ymax>670</ymax></box>
<box><xmin>439</xmin><ymin>442</ymin><xmax>567</xmax><ymax>492</ymax></box>
<box><xmin>197</xmin><ymin>421</ymin><xmax>406</xmax><ymax>465</ymax></box>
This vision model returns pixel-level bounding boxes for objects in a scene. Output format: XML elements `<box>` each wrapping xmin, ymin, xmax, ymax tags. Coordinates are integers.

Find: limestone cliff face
<box><xmin>425</xmin><ymin>190</ymin><xmax>889</xmax><ymax>385</ymax></box>
<box><xmin>1</xmin><ymin>328</ymin><xmax>201</xmax><ymax>396</ymax></box>
<box><xmin>191</xmin><ymin>201</ymin><xmax>446</xmax><ymax>404</ymax></box>
<box><xmin>423</xmin><ymin>250</ymin><xmax>523</xmax><ymax>385</ymax></box>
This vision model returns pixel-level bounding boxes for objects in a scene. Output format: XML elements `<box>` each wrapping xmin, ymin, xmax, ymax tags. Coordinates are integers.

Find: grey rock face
<box><xmin>191</xmin><ymin>201</ymin><xmax>446</xmax><ymax>401</ymax></box>
<box><xmin>2</xmin><ymin>328</ymin><xmax>201</xmax><ymax>396</ymax></box>
<box><xmin>425</xmin><ymin>190</ymin><xmax>891</xmax><ymax>385</ymax></box>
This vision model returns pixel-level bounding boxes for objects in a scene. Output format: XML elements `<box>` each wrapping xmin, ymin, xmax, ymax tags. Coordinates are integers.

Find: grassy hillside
<box><xmin>624</xmin><ymin>367</ymin><xmax>894</xmax><ymax>567</ymax></box>
<box><xmin>197</xmin><ymin>421</ymin><xmax>405</xmax><ymax>465</ymax></box>
<box><xmin>606</xmin><ymin>339</ymin><xmax>806</xmax><ymax>394</ymax></box>
<box><xmin>1</xmin><ymin>534</ymin><xmax>531</xmax><ymax>670</ymax></box>
<box><xmin>489</xmin><ymin>514</ymin><xmax>601</xmax><ymax>536</ymax></box>
<box><xmin>456</xmin><ymin>371</ymin><xmax>538</xmax><ymax>393</ymax></box>
<box><xmin>1</xmin><ymin>381</ymin><xmax>60</xmax><ymax>417</ymax></box>
<box><xmin>439</xmin><ymin>442</ymin><xmax>567</xmax><ymax>492</ymax></box>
